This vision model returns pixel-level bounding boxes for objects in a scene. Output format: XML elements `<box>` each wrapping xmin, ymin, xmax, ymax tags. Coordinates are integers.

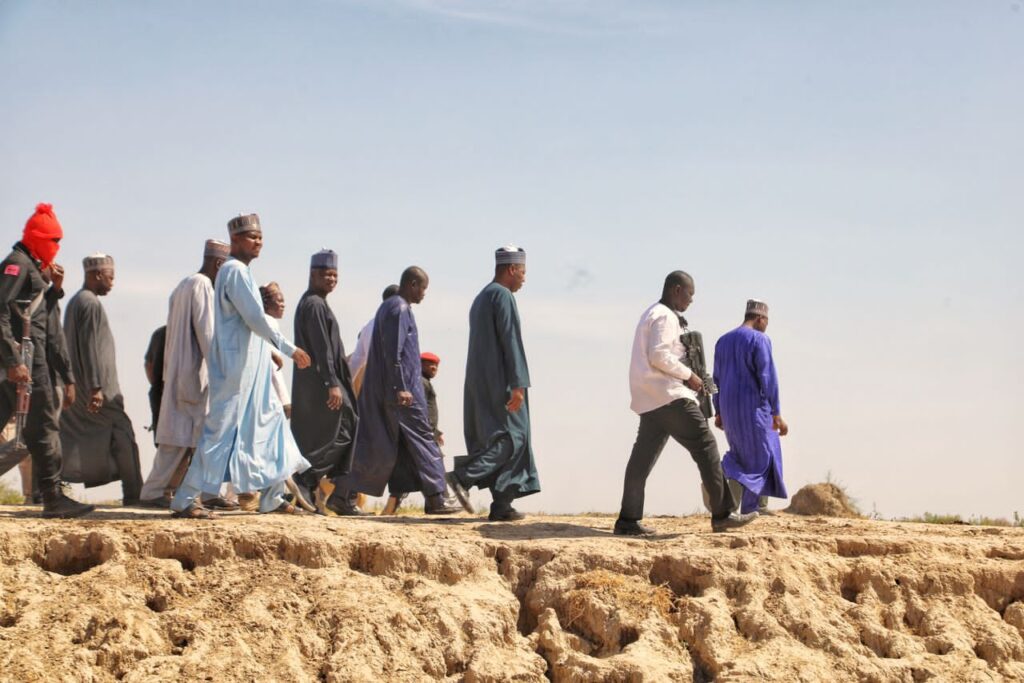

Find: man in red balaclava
<box><xmin>0</xmin><ymin>203</ymin><xmax>95</xmax><ymax>517</ymax></box>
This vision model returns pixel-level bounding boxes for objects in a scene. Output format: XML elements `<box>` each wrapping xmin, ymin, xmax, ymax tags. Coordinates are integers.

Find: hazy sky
<box><xmin>1</xmin><ymin>1</ymin><xmax>1021</xmax><ymax>519</ymax></box>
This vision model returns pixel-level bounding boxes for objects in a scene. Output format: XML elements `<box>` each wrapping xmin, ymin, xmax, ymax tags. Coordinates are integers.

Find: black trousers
<box><xmin>0</xmin><ymin>370</ymin><xmax>62</xmax><ymax>491</ymax></box>
<box><xmin>618</xmin><ymin>398</ymin><xmax>735</xmax><ymax>522</ymax></box>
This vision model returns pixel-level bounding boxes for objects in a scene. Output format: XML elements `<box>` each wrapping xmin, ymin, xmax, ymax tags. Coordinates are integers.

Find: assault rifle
<box><xmin>678</xmin><ymin>315</ymin><xmax>717</xmax><ymax>420</ymax></box>
<box><xmin>0</xmin><ymin>297</ymin><xmax>39</xmax><ymax>459</ymax></box>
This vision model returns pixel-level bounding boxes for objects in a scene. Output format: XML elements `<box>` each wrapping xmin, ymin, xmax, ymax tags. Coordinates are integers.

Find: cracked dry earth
<box><xmin>1</xmin><ymin>509</ymin><xmax>1023</xmax><ymax>682</ymax></box>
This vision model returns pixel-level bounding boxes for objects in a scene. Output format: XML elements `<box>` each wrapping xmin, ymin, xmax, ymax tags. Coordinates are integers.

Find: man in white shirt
<box><xmin>348</xmin><ymin>284</ymin><xmax>399</xmax><ymax>395</ymax></box>
<box><xmin>615</xmin><ymin>271</ymin><xmax>758</xmax><ymax>536</ymax></box>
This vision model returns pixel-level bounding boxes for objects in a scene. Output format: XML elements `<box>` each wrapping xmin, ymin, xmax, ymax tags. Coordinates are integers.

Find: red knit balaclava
<box><xmin>22</xmin><ymin>203</ymin><xmax>63</xmax><ymax>267</ymax></box>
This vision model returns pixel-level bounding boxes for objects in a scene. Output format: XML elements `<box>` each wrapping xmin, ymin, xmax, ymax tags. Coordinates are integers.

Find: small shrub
<box><xmin>0</xmin><ymin>480</ymin><xmax>25</xmax><ymax>505</ymax></box>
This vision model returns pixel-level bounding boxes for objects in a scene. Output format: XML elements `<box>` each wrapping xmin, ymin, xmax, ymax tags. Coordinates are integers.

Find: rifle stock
<box><xmin>678</xmin><ymin>319</ymin><xmax>717</xmax><ymax>420</ymax></box>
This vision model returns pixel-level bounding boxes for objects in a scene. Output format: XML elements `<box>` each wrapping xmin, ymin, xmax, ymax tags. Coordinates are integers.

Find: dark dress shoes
<box><xmin>488</xmin><ymin>506</ymin><xmax>526</xmax><ymax>522</ymax></box>
<box><xmin>424</xmin><ymin>494</ymin><xmax>463</xmax><ymax>516</ymax></box>
<box><xmin>325</xmin><ymin>495</ymin><xmax>372</xmax><ymax>517</ymax></box>
<box><xmin>613</xmin><ymin>520</ymin><xmax>656</xmax><ymax>536</ymax></box>
<box><xmin>711</xmin><ymin>511</ymin><xmax>759</xmax><ymax>533</ymax></box>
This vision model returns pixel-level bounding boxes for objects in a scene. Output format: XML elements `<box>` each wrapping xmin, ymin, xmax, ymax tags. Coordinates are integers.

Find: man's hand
<box><xmin>714</xmin><ymin>414</ymin><xmax>723</xmax><ymax>430</ymax></box>
<box><xmin>437</xmin><ymin>433</ymin><xmax>445</xmax><ymax>447</ymax></box>
<box><xmin>685</xmin><ymin>373</ymin><xmax>704</xmax><ymax>393</ymax></box>
<box><xmin>284</xmin><ymin>404</ymin><xmax>292</xmax><ymax>420</ymax></box>
<box><xmin>397</xmin><ymin>390</ymin><xmax>413</xmax><ymax>407</ymax></box>
<box><xmin>63</xmin><ymin>383</ymin><xmax>76</xmax><ymax>410</ymax></box>
<box><xmin>88</xmin><ymin>388</ymin><xmax>103</xmax><ymax>414</ymax></box>
<box><xmin>327</xmin><ymin>386</ymin><xmax>343</xmax><ymax>410</ymax></box>
<box><xmin>506</xmin><ymin>387</ymin><xmax>525</xmax><ymax>413</ymax></box>
<box><xmin>7</xmin><ymin>364</ymin><xmax>30</xmax><ymax>384</ymax></box>
<box><xmin>773</xmin><ymin>415</ymin><xmax>789</xmax><ymax>436</ymax></box>
<box><xmin>50</xmin><ymin>263</ymin><xmax>65</xmax><ymax>291</ymax></box>
<box><xmin>292</xmin><ymin>348</ymin><xmax>311</xmax><ymax>369</ymax></box>
<box><xmin>271</xmin><ymin>352</ymin><xmax>284</xmax><ymax>371</ymax></box>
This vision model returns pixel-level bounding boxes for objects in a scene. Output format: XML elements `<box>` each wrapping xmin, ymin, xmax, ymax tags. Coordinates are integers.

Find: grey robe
<box><xmin>155</xmin><ymin>273</ymin><xmax>214</xmax><ymax>449</ymax></box>
<box><xmin>60</xmin><ymin>289</ymin><xmax>142</xmax><ymax>496</ymax></box>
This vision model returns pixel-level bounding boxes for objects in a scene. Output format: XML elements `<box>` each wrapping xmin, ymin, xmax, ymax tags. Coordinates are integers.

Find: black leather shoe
<box><xmin>325</xmin><ymin>495</ymin><xmax>372</xmax><ymax>517</ymax></box>
<box><xmin>613</xmin><ymin>520</ymin><xmax>656</xmax><ymax>536</ymax></box>
<box><xmin>711</xmin><ymin>511</ymin><xmax>759</xmax><ymax>533</ymax></box>
<box><xmin>41</xmin><ymin>490</ymin><xmax>95</xmax><ymax>519</ymax></box>
<box><xmin>424</xmin><ymin>494</ymin><xmax>462</xmax><ymax>515</ymax></box>
<box><xmin>488</xmin><ymin>506</ymin><xmax>526</xmax><ymax>522</ymax></box>
<box><xmin>445</xmin><ymin>472</ymin><xmax>474</xmax><ymax>514</ymax></box>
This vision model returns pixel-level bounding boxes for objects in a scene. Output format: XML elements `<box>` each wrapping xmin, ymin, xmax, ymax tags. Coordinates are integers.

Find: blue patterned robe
<box><xmin>713</xmin><ymin>326</ymin><xmax>787</xmax><ymax>513</ymax></box>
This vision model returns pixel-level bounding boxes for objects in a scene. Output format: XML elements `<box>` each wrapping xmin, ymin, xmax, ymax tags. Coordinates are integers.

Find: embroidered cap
<box><xmin>495</xmin><ymin>245</ymin><xmax>526</xmax><ymax>265</ymax></box>
<box><xmin>83</xmin><ymin>253</ymin><xmax>114</xmax><ymax>272</ymax></box>
<box><xmin>745</xmin><ymin>299</ymin><xmax>769</xmax><ymax>317</ymax></box>
<box><xmin>228</xmin><ymin>213</ymin><xmax>261</xmax><ymax>236</ymax></box>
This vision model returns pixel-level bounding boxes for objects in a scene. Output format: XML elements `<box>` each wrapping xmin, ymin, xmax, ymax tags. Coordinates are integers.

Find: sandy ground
<box><xmin>1</xmin><ymin>505</ymin><xmax>1023</xmax><ymax>682</ymax></box>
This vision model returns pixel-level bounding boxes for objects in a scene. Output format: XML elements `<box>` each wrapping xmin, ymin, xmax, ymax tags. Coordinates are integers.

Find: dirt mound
<box><xmin>1</xmin><ymin>508</ymin><xmax>1023</xmax><ymax>681</ymax></box>
<box><xmin>786</xmin><ymin>482</ymin><xmax>861</xmax><ymax>518</ymax></box>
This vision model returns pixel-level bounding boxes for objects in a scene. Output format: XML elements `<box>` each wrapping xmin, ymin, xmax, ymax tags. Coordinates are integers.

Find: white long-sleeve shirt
<box><xmin>266</xmin><ymin>316</ymin><xmax>291</xmax><ymax>407</ymax></box>
<box><xmin>629</xmin><ymin>302</ymin><xmax>697</xmax><ymax>414</ymax></box>
<box><xmin>348</xmin><ymin>317</ymin><xmax>374</xmax><ymax>378</ymax></box>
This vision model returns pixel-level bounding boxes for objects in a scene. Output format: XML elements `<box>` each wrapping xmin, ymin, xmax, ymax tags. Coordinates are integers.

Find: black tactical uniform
<box><xmin>0</xmin><ymin>242</ymin><xmax>93</xmax><ymax>517</ymax></box>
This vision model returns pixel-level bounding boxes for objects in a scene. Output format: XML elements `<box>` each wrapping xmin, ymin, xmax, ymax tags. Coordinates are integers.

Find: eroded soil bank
<box><xmin>1</xmin><ymin>508</ymin><xmax>1023</xmax><ymax>682</ymax></box>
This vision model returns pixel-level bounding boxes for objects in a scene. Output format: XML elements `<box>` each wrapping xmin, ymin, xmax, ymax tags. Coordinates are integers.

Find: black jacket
<box><xmin>0</xmin><ymin>243</ymin><xmax>53</xmax><ymax>375</ymax></box>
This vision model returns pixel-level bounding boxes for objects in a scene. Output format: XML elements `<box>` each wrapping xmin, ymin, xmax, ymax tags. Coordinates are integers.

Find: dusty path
<box><xmin>1</xmin><ymin>507</ymin><xmax>1023</xmax><ymax>682</ymax></box>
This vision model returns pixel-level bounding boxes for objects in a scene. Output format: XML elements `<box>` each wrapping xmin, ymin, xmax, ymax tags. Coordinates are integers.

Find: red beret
<box><xmin>420</xmin><ymin>352</ymin><xmax>440</xmax><ymax>364</ymax></box>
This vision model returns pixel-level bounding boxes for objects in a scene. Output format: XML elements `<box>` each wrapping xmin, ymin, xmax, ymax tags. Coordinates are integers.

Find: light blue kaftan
<box><xmin>171</xmin><ymin>258</ymin><xmax>308</xmax><ymax>509</ymax></box>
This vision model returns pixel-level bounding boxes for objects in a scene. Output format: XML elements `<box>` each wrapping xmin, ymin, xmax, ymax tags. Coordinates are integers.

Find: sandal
<box><xmin>201</xmin><ymin>496</ymin><xmax>240</xmax><ymax>511</ymax></box>
<box><xmin>270</xmin><ymin>502</ymin><xmax>312</xmax><ymax>516</ymax></box>
<box><xmin>171</xmin><ymin>504</ymin><xmax>215</xmax><ymax>520</ymax></box>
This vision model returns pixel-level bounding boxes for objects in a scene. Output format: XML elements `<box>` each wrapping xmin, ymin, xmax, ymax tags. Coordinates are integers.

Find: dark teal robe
<box><xmin>456</xmin><ymin>282</ymin><xmax>540</xmax><ymax>500</ymax></box>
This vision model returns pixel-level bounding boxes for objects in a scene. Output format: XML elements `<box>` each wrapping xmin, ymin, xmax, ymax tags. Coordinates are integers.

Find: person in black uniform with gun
<box><xmin>0</xmin><ymin>203</ymin><xmax>94</xmax><ymax>518</ymax></box>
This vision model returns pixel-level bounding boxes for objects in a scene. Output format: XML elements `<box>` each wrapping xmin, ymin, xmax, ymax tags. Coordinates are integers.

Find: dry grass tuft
<box><xmin>0</xmin><ymin>480</ymin><xmax>24</xmax><ymax>505</ymax></box>
<box><xmin>564</xmin><ymin>568</ymin><xmax>674</xmax><ymax>624</ymax></box>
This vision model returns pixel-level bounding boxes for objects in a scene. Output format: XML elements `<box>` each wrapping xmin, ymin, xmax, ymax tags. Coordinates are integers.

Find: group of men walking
<box><xmin>0</xmin><ymin>203</ymin><xmax>788</xmax><ymax>532</ymax></box>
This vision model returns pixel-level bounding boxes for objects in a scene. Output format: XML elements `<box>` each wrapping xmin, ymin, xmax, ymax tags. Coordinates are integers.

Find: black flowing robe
<box><xmin>60</xmin><ymin>289</ymin><xmax>142</xmax><ymax>495</ymax></box>
<box><xmin>291</xmin><ymin>290</ymin><xmax>358</xmax><ymax>481</ymax></box>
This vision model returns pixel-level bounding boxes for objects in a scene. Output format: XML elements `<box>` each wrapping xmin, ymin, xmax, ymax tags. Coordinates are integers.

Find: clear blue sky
<box><xmin>1</xmin><ymin>1</ymin><xmax>1021</xmax><ymax>518</ymax></box>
